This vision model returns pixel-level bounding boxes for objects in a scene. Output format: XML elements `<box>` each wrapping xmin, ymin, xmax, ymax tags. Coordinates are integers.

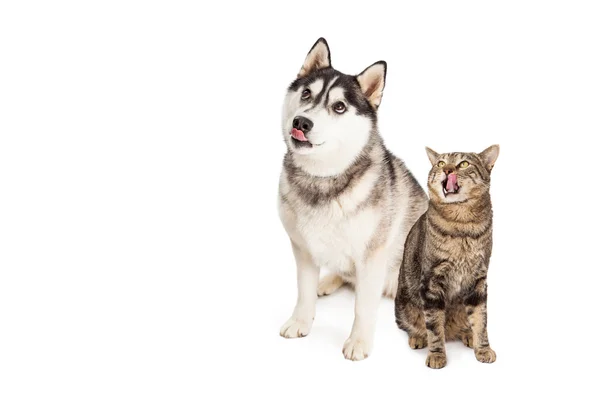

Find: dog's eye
<box><xmin>437</xmin><ymin>161</ymin><xmax>446</xmax><ymax>168</ymax></box>
<box><xmin>459</xmin><ymin>161</ymin><xmax>470</xmax><ymax>168</ymax></box>
<box><xmin>333</xmin><ymin>102</ymin><xmax>346</xmax><ymax>114</ymax></box>
<box><xmin>301</xmin><ymin>89</ymin><xmax>311</xmax><ymax>100</ymax></box>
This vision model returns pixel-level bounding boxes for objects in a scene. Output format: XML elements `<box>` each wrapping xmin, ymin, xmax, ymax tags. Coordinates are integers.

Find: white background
<box><xmin>1</xmin><ymin>1</ymin><xmax>599</xmax><ymax>399</ymax></box>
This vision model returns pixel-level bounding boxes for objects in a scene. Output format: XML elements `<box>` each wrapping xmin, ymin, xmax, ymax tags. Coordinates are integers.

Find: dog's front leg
<box><xmin>280</xmin><ymin>241</ymin><xmax>319</xmax><ymax>338</ymax></box>
<box><xmin>343</xmin><ymin>252</ymin><xmax>387</xmax><ymax>361</ymax></box>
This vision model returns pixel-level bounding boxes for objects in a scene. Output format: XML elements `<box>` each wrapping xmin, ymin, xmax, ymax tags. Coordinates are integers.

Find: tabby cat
<box><xmin>395</xmin><ymin>145</ymin><xmax>500</xmax><ymax>369</ymax></box>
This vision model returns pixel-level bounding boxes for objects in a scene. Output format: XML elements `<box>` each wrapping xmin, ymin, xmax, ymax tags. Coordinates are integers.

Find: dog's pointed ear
<box><xmin>478</xmin><ymin>145</ymin><xmax>500</xmax><ymax>172</ymax></box>
<box><xmin>298</xmin><ymin>38</ymin><xmax>331</xmax><ymax>78</ymax></box>
<box><xmin>357</xmin><ymin>61</ymin><xmax>387</xmax><ymax>108</ymax></box>
<box><xmin>425</xmin><ymin>147</ymin><xmax>440</xmax><ymax>166</ymax></box>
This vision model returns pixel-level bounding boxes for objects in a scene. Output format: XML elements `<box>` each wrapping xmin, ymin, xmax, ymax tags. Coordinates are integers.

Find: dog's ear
<box><xmin>357</xmin><ymin>61</ymin><xmax>387</xmax><ymax>108</ymax></box>
<box><xmin>298</xmin><ymin>38</ymin><xmax>331</xmax><ymax>78</ymax></box>
<box><xmin>478</xmin><ymin>145</ymin><xmax>500</xmax><ymax>172</ymax></box>
<box><xmin>425</xmin><ymin>147</ymin><xmax>440</xmax><ymax>166</ymax></box>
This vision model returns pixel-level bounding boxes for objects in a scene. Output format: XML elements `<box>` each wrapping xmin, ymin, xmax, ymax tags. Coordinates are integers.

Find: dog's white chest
<box><xmin>282</xmin><ymin>201</ymin><xmax>380</xmax><ymax>274</ymax></box>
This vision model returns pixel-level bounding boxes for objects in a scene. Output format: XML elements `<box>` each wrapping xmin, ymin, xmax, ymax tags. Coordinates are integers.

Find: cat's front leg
<box><xmin>465</xmin><ymin>277</ymin><xmax>496</xmax><ymax>363</ymax></box>
<box><xmin>280</xmin><ymin>241</ymin><xmax>319</xmax><ymax>339</ymax></box>
<box><xmin>342</xmin><ymin>251</ymin><xmax>388</xmax><ymax>361</ymax></box>
<box><xmin>421</xmin><ymin>267</ymin><xmax>449</xmax><ymax>369</ymax></box>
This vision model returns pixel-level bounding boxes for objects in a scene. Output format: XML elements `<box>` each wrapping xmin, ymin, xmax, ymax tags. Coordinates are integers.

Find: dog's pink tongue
<box><xmin>446</xmin><ymin>173</ymin><xmax>458</xmax><ymax>193</ymax></box>
<box><xmin>291</xmin><ymin>128</ymin><xmax>308</xmax><ymax>142</ymax></box>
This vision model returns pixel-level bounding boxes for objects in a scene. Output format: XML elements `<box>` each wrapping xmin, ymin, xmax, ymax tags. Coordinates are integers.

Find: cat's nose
<box><xmin>443</xmin><ymin>166</ymin><xmax>456</xmax><ymax>175</ymax></box>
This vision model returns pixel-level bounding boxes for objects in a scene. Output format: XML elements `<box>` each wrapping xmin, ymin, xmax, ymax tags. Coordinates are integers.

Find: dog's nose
<box><xmin>292</xmin><ymin>116</ymin><xmax>313</xmax><ymax>133</ymax></box>
<box><xmin>443</xmin><ymin>166</ymin><xmax>456</xmax><ymax>175</ymax></box>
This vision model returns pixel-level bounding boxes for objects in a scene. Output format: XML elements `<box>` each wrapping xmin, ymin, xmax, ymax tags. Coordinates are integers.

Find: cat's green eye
<box><xmin>437</xmin><ymin>161</ymin><xmax>446</xmax><ymax>168</ymax></box>
<box><xmin>459</xmin><ymin>161</ymin><xmax>470</xmax><ymax>168</ymax></box>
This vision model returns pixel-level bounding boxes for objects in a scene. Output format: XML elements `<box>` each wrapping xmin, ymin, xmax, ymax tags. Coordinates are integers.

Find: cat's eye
<box><xmin>333</xmin><ymin>101</ymin><xmax>346</xmax><ymax>114</ymax></box>
<box><xmin>459</xmin><ymin>161</ymin><xmax>470</xmax><ymax>168</ymax></box>
<box><xmin>301</xmin><ymin>89</ymin><xmax>311</xmax><ymax>100</ymax></box>
<box><xmin>437</xmin><ymin>161</ymin><xmax>446</xmax><ymax>168</ymax></box>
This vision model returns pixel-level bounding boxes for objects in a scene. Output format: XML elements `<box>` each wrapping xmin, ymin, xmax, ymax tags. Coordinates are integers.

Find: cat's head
<box><xmin>425</xmin><ymin>145</ymin><xmax>500</xmax><ymax>204</ymax></box>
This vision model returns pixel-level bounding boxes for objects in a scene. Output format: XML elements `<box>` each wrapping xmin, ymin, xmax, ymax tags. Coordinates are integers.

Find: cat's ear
<box><xmin>425</xmin><ymin>147</ymin><xmax>440</xmax><ymax>166</ymax></box>
<box><xmin>298</xmin><ymin>38</ymin><xmax>331</xmax><ymax>78</ymax></box>
<box><xmin>478</xmin><ymin>145</ymin><xmax>500</xmax><ymax>172</ymax></box>
<box><xmin>357</xmin><ymin>61</ymin><xmax>387</xmax><ymax>108</ymax></box>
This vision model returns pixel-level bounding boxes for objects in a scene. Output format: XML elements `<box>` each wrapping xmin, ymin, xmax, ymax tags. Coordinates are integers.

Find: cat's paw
<box><xmin>426</xmin><ymin>352</ymin><xmax>447</xmax><ymax>369</ymax></box>
<box><xmin>317</xmin><ymin>274</ymin><xmax>344</xmax><ymax>296</ymax></box>
<box><xmin>342</xmin><ymin>336</ymin><xmax>371</xmax><ymax>361</ymax></box>
<box><xmin>279</xmin><ymin>317</ymin><xmax>312</xmax><ymax>338</ymax></box>
<box><xmin>408</xmin><ymin>336</ymin><xmax>427</xmax><ymax>349</ymax></box>
<box><xmin>461</xmin><ymin>333</ymin><xmax>474</xmax><ymax>348</ymax></box>
<box><xmin>475</xmin><ymin>347</ymin><xmax>496</xmax><ymax>363</ymax></box>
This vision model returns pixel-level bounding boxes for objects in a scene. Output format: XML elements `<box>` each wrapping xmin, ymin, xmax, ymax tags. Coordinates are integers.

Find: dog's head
<box><xmin>282</xmin><ymin>38</ymin><xmax>386</xmax><ymax>175</ymax></box>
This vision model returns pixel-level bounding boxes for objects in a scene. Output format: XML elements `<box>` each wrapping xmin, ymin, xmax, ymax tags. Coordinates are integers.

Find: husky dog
<box><xmin>278</xmin><ymin>38</ymin><xmax>428</xmax><ymax>360</ymax></box>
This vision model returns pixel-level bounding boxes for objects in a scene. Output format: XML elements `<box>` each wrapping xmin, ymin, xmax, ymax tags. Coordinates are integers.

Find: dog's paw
<box><xmin>426</xmin><ymin>352</ymin><xmax>447</xmax><ymax>369</ymax></box>
<box><xmin>317</xmin><ymin>274</ymin><xmax>344</xmax><ymax>296</ymax></box>
<box><xmin>408</xmin><ymin>336</ymin><xmax>427</xmax><ymax>349</ymax></box>
<box><xmin>342</xmin><ymin>336</ymin><xmax>371</xmax><ymax>361</ymax></box>
<box><xmin>461</xmin><ymin>333</ymin><xmax>474</xmax><ymax>348</ymax></box>
<box><xmin>475</xmin><ymin>347</ymin><xmax>496</xmax><ymax>363</ymax></box>
<box><xmin>279</xmin><ymin>317</ymin><xmax>312</xmax><ymax>339</ymax></box>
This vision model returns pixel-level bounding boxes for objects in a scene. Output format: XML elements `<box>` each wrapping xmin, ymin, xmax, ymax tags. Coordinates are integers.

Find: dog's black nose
<box><xmin>293</xmin><ymin>116</ymin><xmax>313</xmax><ymax>133</ymax></box>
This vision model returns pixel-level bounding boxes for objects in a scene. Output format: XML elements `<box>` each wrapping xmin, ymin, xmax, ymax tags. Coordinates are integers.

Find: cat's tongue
<box><xmin>446</xmin><ymin>173</ymin><xmax>459</xmax><ymax>193</ymax></box>
<box><xmin>291</xmin><ymin>128</ymin><xmax>308</xmax><ymax>142</ymax></box>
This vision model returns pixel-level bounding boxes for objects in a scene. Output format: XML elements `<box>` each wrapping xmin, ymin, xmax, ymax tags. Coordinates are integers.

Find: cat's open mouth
<box><xmin>442</xmin><ymin>173</ymin><xmax>460</xmax><ymax>197</ymax></box>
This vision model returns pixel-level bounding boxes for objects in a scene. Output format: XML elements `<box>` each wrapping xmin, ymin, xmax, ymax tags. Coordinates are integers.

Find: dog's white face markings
<box><xmin>282</xmin><ymin>79</ymin><xmax>373</xmax><ymax>177</ymax></box>
<box><xmin>304</xmin><ymin>85</ymin><xmax>372</xmax><ymax>176</ymax></box>
<box><xmin>307</xmin><ymin>80</ymin><xmax>324</xmax><ymax>104</ymax></box>
<box><xmin>294</xmin><ymin>77</ymin><xmax>338</xmax><ymax>145</ymax></box>
<box><xmin>281</xmin><ymin>79</ymin><xmax>326</xmax><ymax>147</ymax></box>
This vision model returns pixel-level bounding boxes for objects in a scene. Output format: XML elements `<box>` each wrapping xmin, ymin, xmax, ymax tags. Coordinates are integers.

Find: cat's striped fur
<box><xmin>395</xmin><ymin>145</ymin><xmax>499</xmax><ymax>369</ymax></box>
